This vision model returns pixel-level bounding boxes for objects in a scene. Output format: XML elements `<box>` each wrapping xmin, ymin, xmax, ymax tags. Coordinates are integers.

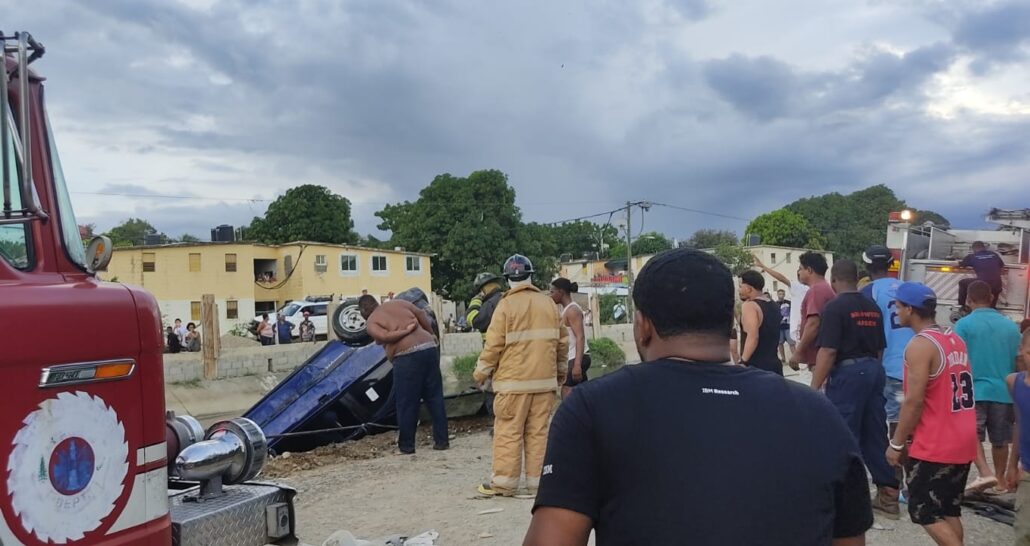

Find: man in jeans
<box><xmin>860</xmin><ymin>246</ymin><xmax>915</xmax><ymax>449</ymax></box>
<box><xmin>812</xmin><ymin>259</ymin><xmax>900</xmax><ymax>519</ymax></box>
<box><xmin>954</xmin><ymin>280</ymin><xmax>1022</xmax><ymax>492</ymax></box>
<box><xmin>360</xmin><ymin>295</ymin><xmax>449</xmax><ymax>454</ymax></box>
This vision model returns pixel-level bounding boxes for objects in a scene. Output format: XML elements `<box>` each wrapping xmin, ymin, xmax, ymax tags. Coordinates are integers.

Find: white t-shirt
<box><xmin>174</xmin><ymin>325</ymin><xmax>188</xmax><ymax>344</ymax></box>
<box><xmin>562</xmin><ymin>302</ymin><xmax>590</xmax><ymax>362</ymax></box>
<box><xmin>789</xmin><ymin>281</ymin><xmax>809</xmax><ymax>341</ymax></box>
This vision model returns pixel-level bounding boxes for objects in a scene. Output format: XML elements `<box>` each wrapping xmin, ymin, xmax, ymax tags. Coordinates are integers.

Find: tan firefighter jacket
<box><xmin>473</xmin><ymin>284</ymin><xmax>568</xmax><ymax>393</ymax></box>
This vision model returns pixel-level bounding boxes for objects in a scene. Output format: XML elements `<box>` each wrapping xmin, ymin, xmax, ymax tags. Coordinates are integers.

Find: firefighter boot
<box><xmin>872</xmin><ymin>486</ymin><xmax>901</xmax><ymax>520</ymax></box>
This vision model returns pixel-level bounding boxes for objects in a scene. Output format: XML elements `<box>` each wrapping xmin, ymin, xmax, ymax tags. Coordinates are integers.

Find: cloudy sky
<box><xmin>7</xmin><ymin>0</ymin><xmax>1030</xmax><ymax>240</ymax></box>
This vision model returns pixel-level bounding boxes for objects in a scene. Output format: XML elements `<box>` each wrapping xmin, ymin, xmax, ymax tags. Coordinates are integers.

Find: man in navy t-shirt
<box><xmin>524</xmin><ymin>248</ymin><xmax>873</xmax><ymax>546</ymax></box>
<box><xmin>958</xmin><ymin>241</ymin><xmax>1005</xmax><ymax>309</ymax></box>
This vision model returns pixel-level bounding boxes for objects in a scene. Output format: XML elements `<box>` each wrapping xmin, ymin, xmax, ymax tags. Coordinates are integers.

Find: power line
<box><xmin>651</xmin><ymin>202</ymin><xmax>750</xmax><ymax>222</ymax></box>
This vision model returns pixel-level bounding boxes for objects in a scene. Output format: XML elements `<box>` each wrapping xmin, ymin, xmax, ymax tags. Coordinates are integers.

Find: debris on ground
<box><xmin>219</xmin><ymin>333</ymin><xmax>259</xmax><ymax>348</ymax></box>
<box><xmin>477</xmin><ymin>508</ymin><xmax>504</xmax><ymax>516</ymax></box>
<box><xmin>263</xmin><ymin>416</ymin><xmax>492</xmax><ymax>478</ymax></box>
<box><xmin>320</xmin><ymin>530</ymin><xmax>439</xmax><ymax>546</ymax></box>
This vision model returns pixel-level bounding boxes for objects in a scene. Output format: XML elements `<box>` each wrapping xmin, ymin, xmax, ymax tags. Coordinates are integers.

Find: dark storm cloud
<box><xmin>9</xmin><ymin>0</ymin><xmax>1030</xmax><ymax>241</ymax></box>
<box><xmin>702</xmin><ymin>43</ymin><xmax>957</xmax><ymax>121</ymax></box>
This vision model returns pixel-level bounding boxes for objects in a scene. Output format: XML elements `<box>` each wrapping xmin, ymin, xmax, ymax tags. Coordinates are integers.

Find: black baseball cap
<box><xmin>862</xmin><ymin>245</ymin><xmax>891</xmax><ymax>264</ymax></box>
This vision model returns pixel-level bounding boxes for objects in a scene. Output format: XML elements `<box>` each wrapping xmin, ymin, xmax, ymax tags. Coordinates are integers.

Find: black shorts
<box><xmin>976</xmin><ymin>402</ymin><xmax>1014</xmax><ymax>445</ymax></box>
<box><xmin>904</xmin><ymin>457</ymin><xmax>970</xmax><ymax>525</ymax></box>
<box><xmin>564</xmin><ymin>354</ymin><xmax>592</xmax><ymax>387</ymax></box>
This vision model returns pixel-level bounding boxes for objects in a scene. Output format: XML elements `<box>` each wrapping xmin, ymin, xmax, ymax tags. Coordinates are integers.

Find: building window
<box><xmin>786</xmin><ymin>253</ymin><xmax>792</xmax><ymax>264</ymax></box>
<box><xmin>405</xmin><ymin>256</ymin><xmax>420</xmax><ymax>273</ymax></box>
<box><xmin>284</xmin><ymin>255</ymin><xmax>293</xmax><ymax>274</ymax></box>
<box><xmin>372</xmin><ymin>255</ymin><xmax>388</xmax><ymax>273</ymax></box>
<box><xmin>226</xmin><ymin>300</ymin><xmax>239</xmax><ymax>319</ymax></box>
<box><xmin>340</xmin><ymin>254</ymin><xmax>358</xmax><ymax>274</ymax></box>
<box><xmin>142</xmin><ymin>252</ymin><xmax>156</xmax><ymax>272</ymax></box>
<box><xmin>770</xmin><ymin>252</ymin><xmax>777</xmax><ymax>264</ymax></box>
<box><xmin>314</xmin><ymin>254</ymin><xmax>328</xmax><ymax>272</ymax></box>
<box><xmin>225</xmin><ymin>253</ymin><xmax>237</xmax><ymax>272</ymax></box>
<box><xmin>190</xmin><ymin>301</ymin><xmax>201</xmax><ymax>321</ymax></box>
<box><xmin>189</xmin><ymin>253</ymin><xmax>201</xmax><ymax>272</ymax></box>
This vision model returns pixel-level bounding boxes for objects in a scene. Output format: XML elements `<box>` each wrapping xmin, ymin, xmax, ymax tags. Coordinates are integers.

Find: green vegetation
<box><xmin>247</xmin><ymin>184</ymin><xmax>359</xmax><ymax>245</ymax></box>
<box><xmin>452</xmin><ymin>353</ymin><xmax>479</xmax><ymax>385</ymax></box>
<box><xmin>171</xmin><ymin>378</ymin><xmax>203</xmax><ymax>388</ymax></box>
<box><xmin>588</xmin><ymin>337</ymin><xmax>626</xmax><ymax>369</ymax></box>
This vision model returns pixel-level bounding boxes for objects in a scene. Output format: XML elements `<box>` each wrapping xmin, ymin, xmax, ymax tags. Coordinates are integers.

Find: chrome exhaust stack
<box><xmin>170</xmin><ymin>415</ymin><xmax>268</xmax><ymax>500</ymax></box>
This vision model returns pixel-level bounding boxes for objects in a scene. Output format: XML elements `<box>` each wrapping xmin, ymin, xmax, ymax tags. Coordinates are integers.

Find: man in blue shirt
<box><xmin>275</xmin><ymin>312</ymin><xmax>295</xmax><ymax>344</ymax></box>
<box><xmin>860</xmin><ymin>246</ymin><xmax>915</xmax><ymax>430</ymax></box>
<box><xmin>958</xmin><ymin>241</ymin><xmax>1005</xmax><ymax>309</ymax></box>
<box><xmin>954</xmin><ymin>281</ymin><xmax>1022</xmax><ymax>492</ymax></box>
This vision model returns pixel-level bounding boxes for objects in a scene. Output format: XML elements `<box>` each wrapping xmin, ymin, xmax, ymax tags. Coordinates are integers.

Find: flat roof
<box><xmin>112</xmin><ymin>240</ymin><xmax>433</xmax><ymax>257</ymax></box>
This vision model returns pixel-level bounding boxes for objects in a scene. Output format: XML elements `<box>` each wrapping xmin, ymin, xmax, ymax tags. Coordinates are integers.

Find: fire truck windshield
<box><xmin>44</xmin><ymin>105</ymin><xmax>87</xmax><ymax>268</ymax></box>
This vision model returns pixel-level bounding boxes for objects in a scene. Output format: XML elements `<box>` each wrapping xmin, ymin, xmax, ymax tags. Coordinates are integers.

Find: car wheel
<box><xmin>332</xmin><ymin>298</ymin><xmax>372</xmax><ymax>346</ymax></box>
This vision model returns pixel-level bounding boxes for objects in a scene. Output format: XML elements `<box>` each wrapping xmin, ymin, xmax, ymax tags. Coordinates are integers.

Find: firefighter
<box><xmin>467</xmin><ymin>272</ymin><xmax>504</xmax><ymax>333</ymax></box>
<box><xmin>467</xmin><ymin>272</ymin><xmax>505</xmax><ymax>417</ymax></box>
<box><xmin>474</xmin><ymin>254</ymin><xmax>568</xmax><ymax>497</ymax></box>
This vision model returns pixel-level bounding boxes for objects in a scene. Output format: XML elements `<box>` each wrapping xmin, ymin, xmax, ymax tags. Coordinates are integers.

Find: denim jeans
<box><xmin>884</xmin><ymin>376</ymin><xmax>904</xmax><ymax>423</ymax></box>
<box><xmin>826</xmin><ymin>357</ymin><xmax>900</xmax><ymax>489</ymax></box>
<box><xmin>392</xmin><ymin>347</ymin><xmax>449</xmax><ymax>452</ymax></box>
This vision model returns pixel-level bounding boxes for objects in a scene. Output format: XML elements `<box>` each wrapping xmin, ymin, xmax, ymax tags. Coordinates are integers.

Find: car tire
<box><xmin>332</xmin><ymin>298</ymin><xmax>372</xmax><ymax>346</ymax></box>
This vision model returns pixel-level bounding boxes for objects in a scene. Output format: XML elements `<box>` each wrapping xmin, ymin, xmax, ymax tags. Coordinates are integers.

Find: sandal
<box><xmin>967</xmin><ymin>476</ymin><xmax>999</xmax><ymax>493</ymax></box>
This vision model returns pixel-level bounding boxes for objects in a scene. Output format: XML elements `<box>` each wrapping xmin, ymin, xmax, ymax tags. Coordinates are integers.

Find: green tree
<box><xmin>105</xmin><ymin>218</ymin><xmax>162</xmax><ymax>247</ymax></box>
<box><xmin>248</xmin><ymin>185</ymin><xmax>358</xmax><ymax>245</ymax></box>
<box><xmin>684</xmin><ymin>229</ymin><xmax>738</xmax><ymax>249</ymax></box>
<box><xmin>609</xmin><ymin>231</ymin><xmax>674</xmax><ymax>258</ymax></box>
<box><xmin>745</xmin><ymin>209</ymin><xmax>824</xmax><ymax>249</ymax></box>
<box><xmin>378</xmin><ymin>169</ymin><xmax>554</xmax><ymax>299</ymax></box>
<box><xmin>785</xmin><ymin>184</ymin><xmax>949</xmax><ymax>261</ymax></box>
<box><xmin>550</xmin><ymin>220</ymin><xmax>619</xmax><ymax>259</ymax></box>
<box><xmin>712</xmin><ymin>243</ymin><xmax>755</xmax><ymax>276</ymax></box>
<box><xmin>179</xmin><ymin>234</ymin><xmax>200</xmax><ymax>243</ymax></box>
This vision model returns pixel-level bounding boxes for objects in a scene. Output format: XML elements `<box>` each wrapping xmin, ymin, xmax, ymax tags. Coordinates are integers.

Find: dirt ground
<box><xmin>267</xmin><ymin>415</ymin><xmax>1013</xmax><ymax>545</ymax></box>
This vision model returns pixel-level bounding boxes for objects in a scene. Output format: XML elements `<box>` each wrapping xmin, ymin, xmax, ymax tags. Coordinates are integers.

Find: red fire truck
<box><xmin>0</xmin><ymin>32</ymin><xmax>297</xmax><ymax>545</ymax></box>
<box><xmin>885</xmin><ymin>208</ymin><xmax>1030</xmax><ymax>325</ymax></box>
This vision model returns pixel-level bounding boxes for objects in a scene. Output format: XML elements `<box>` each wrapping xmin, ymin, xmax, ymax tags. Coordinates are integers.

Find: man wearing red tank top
<box><xmin>887</xmin><ymin>282</ymin><xmax>978</xmax><ymax>546</ymax></box>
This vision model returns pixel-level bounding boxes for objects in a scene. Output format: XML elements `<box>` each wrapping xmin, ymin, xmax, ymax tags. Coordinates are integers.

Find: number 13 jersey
<box><xmin>904</xmin><ymin>327</ymin><xmax>978</xmax><ymax>464</ymax></box>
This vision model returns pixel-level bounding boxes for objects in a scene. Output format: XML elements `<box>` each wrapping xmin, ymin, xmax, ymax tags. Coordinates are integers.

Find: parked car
<box><xmin>250</xmin><ymin>297</ymin><xmax>330</xmax><ymax>339</ymax></box>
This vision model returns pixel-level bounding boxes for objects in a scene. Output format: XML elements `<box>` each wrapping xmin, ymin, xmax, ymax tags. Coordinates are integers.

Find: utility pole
<box><xmin>624</xmin><ymin>201</ymin><xmax>634</xmax><ymax>319</ymax></box>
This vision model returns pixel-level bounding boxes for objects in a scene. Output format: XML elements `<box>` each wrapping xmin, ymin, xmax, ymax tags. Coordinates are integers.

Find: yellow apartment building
<box><xmin>105</xmin><ymin>241</ymin><xmax>433</xmax><ymax>333</ymax></box>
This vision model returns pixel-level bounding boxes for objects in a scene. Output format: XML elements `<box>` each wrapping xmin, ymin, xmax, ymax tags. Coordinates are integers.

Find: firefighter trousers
<box><xmin>490</xmin><ymin>391</ymin><xmax>555</xmax><ymax>494</ymax></box>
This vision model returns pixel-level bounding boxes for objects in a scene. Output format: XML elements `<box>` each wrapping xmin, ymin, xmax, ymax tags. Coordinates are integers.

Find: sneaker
<box><xmin>871</xmin><ymin>487</ymin><xmax>901</xmax><ymax>520</ymax></box>
<box><xmin>477</xmin><ymin>483</ymin><xmax>514</xmax><ymax>497</ymax></box>
<box><xmin>433</xmin><ymin>443</ymin><xmax>450</xmax><ymax>451</ymax></box>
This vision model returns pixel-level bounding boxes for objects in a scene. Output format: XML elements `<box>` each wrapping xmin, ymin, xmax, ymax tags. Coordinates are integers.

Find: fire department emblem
<box><xmin>6</xmin><ymin>392</ymin><xmax>129</xmax><ymax>543</ymax></box>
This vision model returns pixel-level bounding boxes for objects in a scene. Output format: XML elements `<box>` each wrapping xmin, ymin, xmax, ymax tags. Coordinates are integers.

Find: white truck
<box><xmin>885</xmin><ymin>208</ymin><xmax>1030</xmax><ymax>326</ymax></box>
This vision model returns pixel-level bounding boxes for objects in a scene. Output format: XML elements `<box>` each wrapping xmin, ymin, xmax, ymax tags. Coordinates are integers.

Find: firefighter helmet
<box><xmin>503</xmin><ymin>254</ymin><xmax>534</xmax><ymax>281</ymax></box>
<box><xmin>473</xmin><ymin>272</ymin><xmax>501</xmax><ymax>293</ymax></box>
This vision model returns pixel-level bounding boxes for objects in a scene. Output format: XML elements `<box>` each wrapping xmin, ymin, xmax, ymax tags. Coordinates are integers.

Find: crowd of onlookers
<box><xmin>164</xmin><ymin>318</ymin><xmax>201</xmax><ymax>353</ymax></box>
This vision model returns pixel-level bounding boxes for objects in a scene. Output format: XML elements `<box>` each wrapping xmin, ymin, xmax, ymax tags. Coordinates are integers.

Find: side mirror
<box><xmin>86</xmin><ymin>235</ymin><xmax>113</xmax><ymax>273</ymax></box>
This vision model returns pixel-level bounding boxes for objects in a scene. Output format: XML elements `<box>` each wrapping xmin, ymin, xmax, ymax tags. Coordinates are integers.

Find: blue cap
<box><xmin>895</xmin><ymin>282</ymin><xmax>936</xmax><ymax>309</ymax></box>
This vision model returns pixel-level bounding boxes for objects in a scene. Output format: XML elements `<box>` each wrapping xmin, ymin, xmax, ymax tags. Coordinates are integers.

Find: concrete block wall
<box><xmin>162</xmin><ymin>341</ymin><xmax>329</xmax><ymax>382</ymax></box>
<box><xmin>163</xmin><ymin>325</ymin><xmax>638</xmax><ymax>386</ymax></box>
<box><xmin>441</xmin><ymin>332</ymin><xmax>483</xmax><ymax>358</ymax></box>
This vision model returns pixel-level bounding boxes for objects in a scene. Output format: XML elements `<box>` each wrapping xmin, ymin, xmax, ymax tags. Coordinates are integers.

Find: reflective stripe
<box><xmin>505</xmin><ymin>329</ymin><xmax>560</xmax><ymax>344</ymax></box>
<box><xmin>136</xmin><ymin>441</ymin><xmax>168</xmax><ymax>466</ymax></box>
<box><xmin>106</xmin><ymin>467</ymin><xmax>169</xmax><ymax>535</ymax></box>
<box><xmin>491</xmin><ymin>474</ymin><xmax>520</xmax><ymax>489</ymax></box>
<box><xmin>492</xmin><ymin>377</ymin><xmax>558</xmax><ymax>393</ymax></box>
<box><xmin>525</xmin><ymin>476</ymin><xmax>541</xmax><ymax>488</ymax></box>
